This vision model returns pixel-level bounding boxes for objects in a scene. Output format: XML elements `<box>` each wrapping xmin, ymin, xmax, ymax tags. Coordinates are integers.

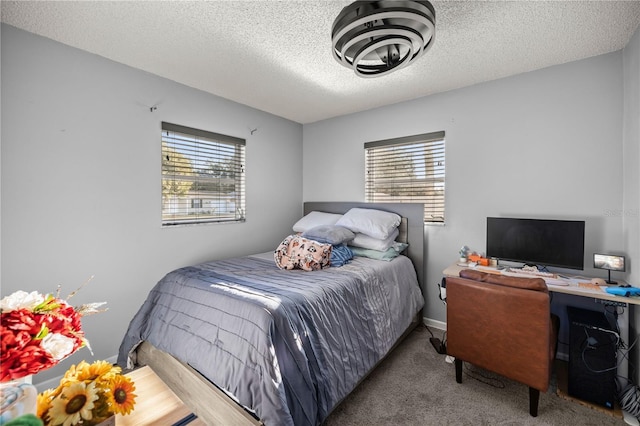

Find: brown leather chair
<box><xmin>446</xmin><ymin>269</ymin><xmax>559</xmax><ymax>417</ymax></box>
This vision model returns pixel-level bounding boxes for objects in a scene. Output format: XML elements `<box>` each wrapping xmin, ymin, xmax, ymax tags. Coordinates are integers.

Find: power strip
<box><xmin>430</xmin><ymin>337</ymin><xmax>447</xmax><ymax>354</ymax></box>
<box><xmin>596</xmin><ymin>298</ymin><xmax>627</xmax><ymax>307</ymax></box>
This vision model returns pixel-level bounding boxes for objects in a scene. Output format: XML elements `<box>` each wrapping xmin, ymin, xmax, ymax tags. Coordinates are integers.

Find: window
<box><xmin>161</xmin><ymin>122</ymin><xmax>246</xmax><ymax>226</ymax></box>
<box><xmin>365</xmin><ymin>131</ymin><xmax>445</xmax><ymax>223</ymax></box>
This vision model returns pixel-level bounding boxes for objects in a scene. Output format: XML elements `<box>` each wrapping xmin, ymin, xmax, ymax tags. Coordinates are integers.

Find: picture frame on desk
<box><xmin>593</xmin><ymin>253</ymin><xmax>626</xmax><ymax>285</ymax></box>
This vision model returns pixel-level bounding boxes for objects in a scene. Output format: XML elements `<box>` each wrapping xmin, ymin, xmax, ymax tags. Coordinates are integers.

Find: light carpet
<box><xmin>326</xmin><ymin>325</ymin><xmax>624</xmax><ymax>425</ymax></box>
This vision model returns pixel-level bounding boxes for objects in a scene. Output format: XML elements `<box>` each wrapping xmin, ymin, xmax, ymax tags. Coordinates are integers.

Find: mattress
<box><xmin>117</xmin><ymin>252</ymin><xmax>423</xmax><ymax>426</ymax></box>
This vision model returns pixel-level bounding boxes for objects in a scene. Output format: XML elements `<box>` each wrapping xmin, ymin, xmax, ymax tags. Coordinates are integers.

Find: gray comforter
<box><xmin>117</xmin><ymin>253</ymin><xmax>423</xmax><ymax>426</ymax></box>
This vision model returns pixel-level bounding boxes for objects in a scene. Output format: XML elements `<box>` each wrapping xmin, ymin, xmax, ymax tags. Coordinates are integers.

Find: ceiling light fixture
<box><xmin>332</xmin><ymin>0</ymin><xmax>436</xmax><ymax>78</ymax></box>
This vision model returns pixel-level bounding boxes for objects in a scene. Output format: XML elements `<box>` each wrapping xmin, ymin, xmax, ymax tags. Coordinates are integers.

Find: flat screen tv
<box><xmin>486</xmin><ymin>217</ymin><xmax>585</xmax><ymax>270</ymax></box>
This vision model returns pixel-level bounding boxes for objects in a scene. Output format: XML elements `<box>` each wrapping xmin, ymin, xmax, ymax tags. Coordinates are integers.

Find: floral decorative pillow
<box><xmin>274</xmin><ymin>235</ymin><xmax>332</xmax><ymax>271</ymax></box>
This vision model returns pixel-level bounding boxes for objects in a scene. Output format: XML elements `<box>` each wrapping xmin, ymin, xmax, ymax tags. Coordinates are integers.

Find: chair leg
<box><xmin>529</xmin><ymin>387</ymin><xmax>539</xmax><ymax>417</ymax></box>
<box><xmin>455</xmin><ymin>358</ymin><xmax>462</xmax><ymax>383</ymax></box>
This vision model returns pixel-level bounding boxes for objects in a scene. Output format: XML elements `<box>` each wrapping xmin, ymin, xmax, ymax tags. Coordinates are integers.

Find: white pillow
<box><xmin>302</xmin><ymin>225</ymin><xmax>355</xmax><ymax>245</ymax></box>
<box><xmin>335</xmin><ymin>208</ymin><xmax>401</xmax><ymax>240</ymax></box>
<box><xmin>292</xmin><ymin>211</ymin><xmax>343</xmax><ymax>233</ymax></box>
<box><xmin>349</xmin><ymin>228</ymin><xmax>399</xmax><ymax>251</ymax></box>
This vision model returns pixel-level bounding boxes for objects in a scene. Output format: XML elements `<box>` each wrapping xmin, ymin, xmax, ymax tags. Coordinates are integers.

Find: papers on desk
<box><xmin>542</xmin><ymin>277</ymin><xmax>570</xmax><ymax>286</ymax></box>
<box><xmin>499</xmin><ymin>269</ymin><xmax>569</xmax><ymax>286</ymax></box>
<box><xmin>554</xmin><ymin>280</ymin><xmax>609</xmax><ymax>293</ymax></box>
<box><xmin>473</xmin><ymin>265</ymin><xmax>502</xmax><ymax>274</ymax></box>
<box><xmin>576</xmin><ymin>282</ymin><xmax>606</xmax><ymax>292</ymax></box>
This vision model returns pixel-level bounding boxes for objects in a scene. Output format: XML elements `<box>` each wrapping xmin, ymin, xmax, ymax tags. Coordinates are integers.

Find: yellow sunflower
<box><xmin>61</xmin><ymin>361</ymin><xmax>88</xmax><ymax>380</ymax></box>
<box><xmin>108</xmin><ymin>375</ymin><xmax>137</xmax><ymax>415</ymax></box>
<box><xmin>81</xmin><ymin>360</ymin><xmax>119</xmax><ymax>382</ymax></box>
<box><xmin>37</xmin><ymin>388</ymin><xmax>56</xmax><ymax>418</ymax></box>
<box><xmin>48</xmin><ymin>381</ymin><xmax>99</xmax><ymax>426</ymax></box>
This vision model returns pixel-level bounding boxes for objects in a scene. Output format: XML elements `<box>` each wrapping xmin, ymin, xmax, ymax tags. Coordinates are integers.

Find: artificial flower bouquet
<box><xmin>1</xmin><ymin>286</ymin><xmax>106</xmax><ymax>382</ymax></box>
<box><xmin>37</xmin><ymin>360</ymin><xmax>136</xmax><ymax>426</ymax></box>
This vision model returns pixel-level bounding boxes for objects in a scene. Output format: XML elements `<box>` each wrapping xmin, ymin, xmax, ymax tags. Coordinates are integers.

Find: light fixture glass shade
<box><xmin>332</xmin><ymin>0</ymin><xmax>436</xmax><ymax>77</ymax></box>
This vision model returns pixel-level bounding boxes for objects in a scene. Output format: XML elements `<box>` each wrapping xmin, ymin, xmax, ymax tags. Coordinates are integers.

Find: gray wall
<box><xmin>3</xmin><ymin>20</ymin><xmax>639</xmax><ymax>386</ymax></box>
<box><xmin>0</xmin><ymin>24</ymin><xmax>303</xmax><ymax>384</ymax></box>
<box><xmin>623</xmin><ymin>26</ymin><xmax>640</xmax><ymax>384</ymax></box>
<box><xmin>303</xmin><ymin>51</ymin><xmax>628</xmax><ymax>327</ymax></box>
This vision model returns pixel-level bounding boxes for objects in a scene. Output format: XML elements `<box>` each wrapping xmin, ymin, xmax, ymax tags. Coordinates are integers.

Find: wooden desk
<box><xmin>443</xmin><ymin>262</ymin><xmax>640</xmax><ymax>306</ymax></box>
<box><xmin>443</xmin><ymin>261</ymin><xmax>635</xmax><ymax>394</ymax></box>
<box><xmin>117</xmin><ymin>366</ymin><xmax>206</xmax><ymax>426</ymax></box>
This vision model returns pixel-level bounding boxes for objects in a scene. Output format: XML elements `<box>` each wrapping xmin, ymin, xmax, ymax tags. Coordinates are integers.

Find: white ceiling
<box><xmin>2</xmin><ymin>1</ymin><xmax>640</xmax><ymax>124</ymax></box>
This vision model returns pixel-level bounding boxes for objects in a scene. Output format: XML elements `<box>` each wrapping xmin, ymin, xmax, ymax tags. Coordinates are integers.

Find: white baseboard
<box><xmin>423</xmin><ymin>317</ymin><xmax>446</xmax><ymax>332</ymax></box>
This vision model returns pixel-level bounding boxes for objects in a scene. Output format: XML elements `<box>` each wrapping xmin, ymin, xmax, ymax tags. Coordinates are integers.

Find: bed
<box><xmin>117</xmin><ymin>202</ymin><xmax>425</xmax><ymax>426</ymax></box>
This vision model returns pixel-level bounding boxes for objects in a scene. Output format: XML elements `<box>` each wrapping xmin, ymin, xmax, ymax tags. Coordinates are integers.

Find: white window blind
<box><xmin>161</xmin><ymin>122</ymin><xmax>246</xmax><ymax>226</ymax></box>
<box><xmin>365</xmin><ymin>131</ymin><xmax>445</xmax><ymax>223</ymax></box>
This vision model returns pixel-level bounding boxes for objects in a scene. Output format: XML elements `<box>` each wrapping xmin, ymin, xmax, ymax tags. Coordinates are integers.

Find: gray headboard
<box><xmin>303</xmin><ymin>202</ymin><xmax>425</xmax><ymax>288</ymax></box>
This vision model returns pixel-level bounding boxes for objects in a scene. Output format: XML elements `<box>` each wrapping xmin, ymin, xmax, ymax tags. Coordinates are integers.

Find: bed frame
<box><xmin>134</xmin><ymin>202</ymin><xmax>425</xmax><ymax>425</ymax></box>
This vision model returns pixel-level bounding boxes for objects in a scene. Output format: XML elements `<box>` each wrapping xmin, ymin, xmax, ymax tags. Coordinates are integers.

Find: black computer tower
<box><xmin>567</xmin><ymin>306</ymin><xmax>617</xmax><ymax>409</ymax></box>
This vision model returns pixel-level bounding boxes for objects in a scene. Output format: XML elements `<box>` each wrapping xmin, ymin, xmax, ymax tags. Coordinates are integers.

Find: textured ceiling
<box><xmin>2</xmin><ymin>1</ymin><xmax>640</xmax><ymax>124</ymax></box>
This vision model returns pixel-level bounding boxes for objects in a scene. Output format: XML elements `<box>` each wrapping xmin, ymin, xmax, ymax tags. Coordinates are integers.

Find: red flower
<box><xmin>3</xmin><ymin>309</ymin><xmax>41</xmax><ymax>335</ymax></box>
<box><xmin>1</xmin><ymin>342</ymin><xmax>56</xmax><ymax>381</ymax></box>
<box><xmin>1</xmin><ymin>296</ymin><xmax>89</xmax><ymax>382</ymax></box>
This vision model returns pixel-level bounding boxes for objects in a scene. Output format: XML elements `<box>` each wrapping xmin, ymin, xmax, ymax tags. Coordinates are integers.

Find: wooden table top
<box><xmin>116</xmin><ymin>366</ymin><xmax>206</xmax><ymax>426</ymax></box>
